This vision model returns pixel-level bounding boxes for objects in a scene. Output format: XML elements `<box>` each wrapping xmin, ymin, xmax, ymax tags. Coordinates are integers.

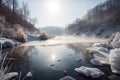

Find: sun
<box><xmin>46</xmin><ymin>1</ymin><xmax>61</xmax><ymax>15</ymax></box>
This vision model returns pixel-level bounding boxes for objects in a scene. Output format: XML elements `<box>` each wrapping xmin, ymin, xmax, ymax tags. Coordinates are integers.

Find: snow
<box><xmin>74</xmin><ymin>66</ymin><xmax>104</xmax><ymax>78</ymax></box>
<box><xmin>87</xmin><ymin>47</ymin><xmax>109</xmax><ymax>58</ymax></box>
<box><xmin>0</xmin><ymin>16</ymin><xmax>5</xmax><ymax>23</ymax></box>
<box><xmin>2</xmin><ymin>72</ymin><xmax>18</xmax><ymax>80</ymax></box>
<box><xmin>110</xmin><ymin>32</ymin><xmax>120</xmax><ymax>48</ymax></box>
<box><xmin>90</xmin><ymin>59</ymin><xmax>109</xmax><ymax>66</ymax></box>
<box><xmin>59</xmin><ymin>76</ymin><xmax>76</xmax><ymax>80</ymax></box>
<box><xmin>87</xmin><ymin>47</ymin><xmax>109</xmax><ymax>53</ymax></box>
<box><xmin>93</xmin><ymin>43</ymin><xmax>106</xmax><ymax>47</ymax></box>
<box><xmin>26</xmin><ymin>72</ymin><xmax>33</xmax><ymax>77</ymax></box>
<box><xmin>112</xmin><ymin>32</ymin><xmax>120</xmax><ymax>43</ymax></box>
<box><xmin>109</xmin><ymin>48</ymin><xmax>120</xmax><ymax>74</ymax></box>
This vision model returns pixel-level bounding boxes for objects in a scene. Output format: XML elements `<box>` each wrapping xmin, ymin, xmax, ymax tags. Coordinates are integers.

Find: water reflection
<box><xmin>67</xmin><ymin>43</ymin><xmax>94</xmax><ymax>64</ymax></box>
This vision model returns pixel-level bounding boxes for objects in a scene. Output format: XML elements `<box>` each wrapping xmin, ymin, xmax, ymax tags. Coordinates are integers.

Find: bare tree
<box><xmin>30</xmin><ymin>17</ymin><xmax>38</xmax><ymax>26</ymax></box>
<box><xmin>22</xmin><ymin>2</ymin><xmax>29</xmax><ymax>20</ymax></box>
<box><xmin>0</xmin><ymin>0</ymin><xmax>2</xmax><ymax>5</ymax></box>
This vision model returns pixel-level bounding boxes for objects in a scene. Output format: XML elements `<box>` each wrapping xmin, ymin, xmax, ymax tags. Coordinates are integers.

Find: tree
<box><xmin>0</xmin><ymin>0</ymin><xmax>2</xmax><ymax>5</ymax></box>
<box><xmin>22</xmin><ymin>2</ymin><xmax>29</xmax><ymax>20</ymax></box>
<box><xmin>30</xmin><ymin>17</ymin><xmax>38</xmax><ymax>26</ymax></box>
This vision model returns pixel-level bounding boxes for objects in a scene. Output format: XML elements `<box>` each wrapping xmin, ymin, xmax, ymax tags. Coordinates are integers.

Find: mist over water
<box><xmin>21</xmin><ymin>35</ymin><xmax>106</xmax><ymax>46</ymax></box>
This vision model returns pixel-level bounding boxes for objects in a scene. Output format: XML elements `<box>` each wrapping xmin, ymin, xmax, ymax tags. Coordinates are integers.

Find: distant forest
<box><xmin>66</xmin><ymin>0</ymin><xmax>120</xmax><ymax>38</ymax></box>
<box><xmin>0</xmin><ymin>0</ymin><xmax>38</xmax><ymax>33</ymax></box>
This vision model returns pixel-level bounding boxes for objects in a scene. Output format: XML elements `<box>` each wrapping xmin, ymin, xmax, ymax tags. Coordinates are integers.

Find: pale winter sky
<box><xmin>18</xmin><ymin>0</ymin><xmax>106</xmax><ymax>28</ymax></box>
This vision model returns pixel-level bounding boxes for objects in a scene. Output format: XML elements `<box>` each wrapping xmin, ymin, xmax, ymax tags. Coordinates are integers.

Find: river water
<box><xmin>8</xmin><ymin>38</ymin><xmax>119</xmax><ymax>80</ymax></box>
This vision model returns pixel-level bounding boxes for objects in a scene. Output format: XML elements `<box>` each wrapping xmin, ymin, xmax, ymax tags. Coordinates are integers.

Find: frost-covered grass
<box><xmin>0</xmin><ymin>35</ymin><xmax>32</xmax><ymax>80</ymax></box>
<box><xmin>0</xmin><ymin>35</ymin><xmax>18</xmax><ymax>80</ymax></box>
<box><xmin>0</xmin><ymin>22</ymin><xmax>26</xmax><ymax>43</ymax></box>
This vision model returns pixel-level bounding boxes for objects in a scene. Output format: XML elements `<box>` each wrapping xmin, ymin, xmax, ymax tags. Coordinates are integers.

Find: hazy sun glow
<box><xmin>46</xmin><ymin>1</ymin><xmax>61</xmax><ymax>15</ymax></box>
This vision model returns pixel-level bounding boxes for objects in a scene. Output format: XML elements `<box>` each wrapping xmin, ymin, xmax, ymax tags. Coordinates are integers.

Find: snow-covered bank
<box><xmin>86</xmin><ymin>32</ymin><xmax>120</xmax><ymax>74</ymax></box>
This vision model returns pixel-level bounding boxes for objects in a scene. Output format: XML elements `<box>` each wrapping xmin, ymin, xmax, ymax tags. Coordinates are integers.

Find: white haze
<box><xmin>21</xmin><ymin>35</ymin><xmax>106</xmax><ymax>46</ymax></box>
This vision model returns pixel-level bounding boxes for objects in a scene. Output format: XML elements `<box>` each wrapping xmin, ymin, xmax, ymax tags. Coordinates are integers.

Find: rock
<box><xmin>57</xmin><ymin>59</ymin><xmax>61</xmax><ymax>62</ymax></box>
<box><xmin>108</xmin><ymin>75</ymin><xmax>120</xmax><ymax>80</ymax></box>
<box><xmin>50</xmin><ymin>64</ymin><xmax>55</xmax><ymax>67</ymax></box>
<box><xmin>63</xmin><ymin>70</ymin><xmax>67</xmax><ymax>75</ymax></box>
<box><xmin>90</xmin><ymin>59</ymin><xmax>103</xmax><ymax>66</ymax></box>
<box><xmin>59</xmin><ymin>76</ymin><xmax>76</xmax><ymax>80</ymax></box>
<box><xmin>109</xmin><ymin>48</ymin><xmax>120</xmax><ymax>74</ymax></box>
<box><xmin>2</xmin><ymin>41</ymin><xmax>13</xmax><ymax>49</ymax></box>
<box><xmin>74</xmin><ymin>66</ymin><xmax>104</xmax><ymax>78</ymax></box>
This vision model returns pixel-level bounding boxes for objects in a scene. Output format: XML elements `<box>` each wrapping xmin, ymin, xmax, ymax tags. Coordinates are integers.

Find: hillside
<box><xmin>0</xmin><ymin>0</ymin><xmax>39</xmax><ymax>42</ymax></box>
<box><xmin>66</xmin><ymin>0</ymin><xmax>120</xmax><ymax>38</ymax></box>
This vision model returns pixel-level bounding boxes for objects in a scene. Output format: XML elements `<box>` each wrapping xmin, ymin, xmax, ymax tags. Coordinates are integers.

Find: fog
<box><xmin>21</xmin><ymin>35</ymin><xmax>106</xmax><ymax>46</ymax></box>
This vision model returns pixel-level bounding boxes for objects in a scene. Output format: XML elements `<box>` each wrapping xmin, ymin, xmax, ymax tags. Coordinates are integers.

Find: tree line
<box><xmin>66</xmin><ymin>0</ymin><xmax>120</xmax><ymax>37</ymax></box>
<box><xmin>0</xmin><ymin>0</ymin><xmax>39</xmax><ymax>33</ymax></box>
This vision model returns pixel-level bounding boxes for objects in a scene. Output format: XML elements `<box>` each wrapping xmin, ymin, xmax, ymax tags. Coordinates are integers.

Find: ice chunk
<box><xmin>90</xmin><ymin>59</ymin><xmax>103</xmax><ymax>66</ymax></box>
<box><xmin>74</xmin><ymin>66</ymin><xmax>104</xmax><ymax>78</ymax></box>
<box><xmin>87</xmin><ymin>47</ymin><xmax>109</xmax><ymax>53</ymax></box>
<box><xmin>59</xmin><ymin>76</ymin><xmax>76</xmax><ymax>80</ymax></box>
<box><xmin>109</xmin><ymin>48</ymin><xmax>120</xmax><ymax>74</ymax></box>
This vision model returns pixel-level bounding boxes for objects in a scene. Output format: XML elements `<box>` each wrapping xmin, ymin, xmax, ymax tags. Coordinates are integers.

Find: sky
<box><xmin>18</xmin><ymin>0</ymin><xmax>106</xmax><ymax>28</ymax></box>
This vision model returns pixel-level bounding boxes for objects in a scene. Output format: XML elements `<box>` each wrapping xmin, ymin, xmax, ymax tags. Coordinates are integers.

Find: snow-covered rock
<box><xmin>87</xmin><ymin>47</ymin><xmax>109</xmax><ymax>59</ymax></box>
<box><xmin>26</xmin><ymin>71</ymin><xmax>33</xmax><ymax>77</ymax></box>
<box><xmin>90</xmin><ymin>59</ymin><xmax>103</xmax><ymax>66</ymax></box>
<box><xmin>93</xmin><ymin>43</ymin><xmax>106</xmax><ymax>47</ymax></box>
<box><xmin>59</xmin><ymin>76</ymin><xmax>76</xmax><ymax>80</ymax></box>
<box><xmin>111</xmin><ymin>42</ymin><xmax>120</xmax><ymax>48</ymax></box>
<box><xmin>93</xmin><ymin>42</ymin><xmax>112</xmax><ymax>49</ymax></box>
<box><xmin>100</xmin><ymin>60</ymin><xmax>110</xmax><ymax>65</ymax></box>
<box><xmin>109</xmin><ymin>48</ymin><xmax>120</xmax><ymax>74</ymax></box>
<box><xmin>2</xmin><ymin>72</ymin><xmax>18</xmax><ymax>80</ymax></box>
<box><xmin>74</xmin><ymin>66</ymin><xmax>104</xmax><ymax>78</ymax></box>
<box><xmin>112</xmin><ymin>32</ymin><xmax>120</xmax><ymax>43</ymax></box>
<box><xmin>110</xmin><ymin>32</ymin><xmax>120</xmax><ymax>48</ymax></box>
<box><xmin>0</xmin><ymin>37</ymin><xmax>21</xmax><ymax>49</ymax></box>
